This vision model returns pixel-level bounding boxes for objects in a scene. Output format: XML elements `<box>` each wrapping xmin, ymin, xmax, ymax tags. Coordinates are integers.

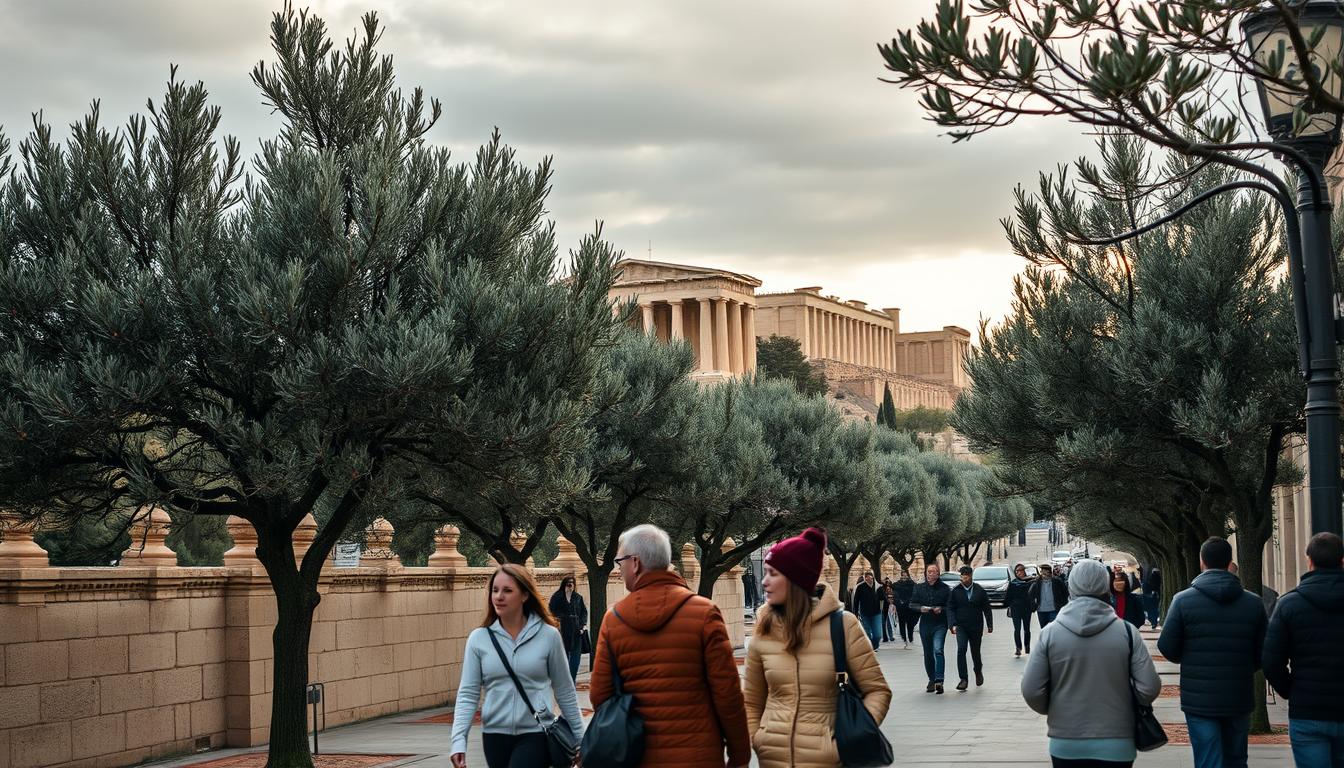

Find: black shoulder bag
<box><xmin>829</xmin><ymin>610</ymin><xmax>894</xmax><ymax>767</ymax></box>
<box><xmin>485</xmin><ymin>630</ymin><xmax>579</xmax><ymax>768</ymax></box>
<box><xmin>1122</xmin><ymin>622</ymin><xmax>1167</xmax><ymax>752</ymax></box>
<box><xmin>580</xmin><ymin>607</ymin><xmax>645</xmax><ymax>768</ymax></box>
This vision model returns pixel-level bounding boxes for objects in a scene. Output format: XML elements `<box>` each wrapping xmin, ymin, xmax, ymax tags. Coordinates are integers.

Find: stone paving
<box><xmin>157</xmin><ymin>611</ymin><xmax>1294</xmax><ymax>768</ymax></box>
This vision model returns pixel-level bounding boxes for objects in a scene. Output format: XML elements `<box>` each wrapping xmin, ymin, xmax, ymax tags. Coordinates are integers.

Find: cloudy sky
<box><xmin>0</xmin><ymin>0</ymin><xmax>1098</xmax><ymax>335</ymax></box>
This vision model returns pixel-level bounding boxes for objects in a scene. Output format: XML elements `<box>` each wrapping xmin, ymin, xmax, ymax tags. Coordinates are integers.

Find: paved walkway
<box><xmin>160</xmin><ymin>613</ymin><xmax>1292</xmax><ymax>768</ymax></box>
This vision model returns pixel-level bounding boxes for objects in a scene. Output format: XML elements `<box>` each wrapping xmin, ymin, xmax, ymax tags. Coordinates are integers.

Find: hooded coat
<box><xmin>589</xmin><ymin>569</ymin><xmax>751</xmax><ymax>767</ymax></box>
<box><xmin>1156</xmin><ymin>569</ymin><xmax>1266</xmax><ymax>717</ymax></box>
<box><xmin>1263</xmin><ymin>568</ymin><xmax>1344</xmax><ymax>721</ymax></box>
<box><xmin>1021</xmin><ymin>560</ymin><xmax>1161</xmax><ymax>743</ymax></box>
<box><xmin>744</xmin><ymin>584</ymin><xmax>891</xmax><ymax>768</ymax></box>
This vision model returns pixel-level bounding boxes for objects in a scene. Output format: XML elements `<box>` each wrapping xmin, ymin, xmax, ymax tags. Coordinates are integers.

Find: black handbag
<box><xmin>828</xmin><ymin>610</ymin><xmax>894</xmax><ymax>767</ymax></box>
<box><xmin>1122</xmin><ymin>623</ymin><xmax>1168</xmax><ymax>752</ymax></box>
<box><xmin>486</xmin><ymin>630</ymin><xmax>579</xmax><ymax>767</ymax></box>
<box><xmin>579</xmin><ymin>629</ymin><xmax>592</xmax><ymax>655</ymax></box>
<box><xmin>580</xmin><ymin>608</ymin><xmax>645</xmax><ymax>767</ymax></box>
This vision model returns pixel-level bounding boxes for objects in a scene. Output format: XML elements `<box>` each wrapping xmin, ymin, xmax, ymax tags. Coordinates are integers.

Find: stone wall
<box><xmin>816</xmin><ymin>359</ymin><xmax>959</xmax><ymax>410</ymax></box>
<box><xmin>0</xmin><ymin>534</ymin><xmax>740</xmax><ymax>768</ymax></box>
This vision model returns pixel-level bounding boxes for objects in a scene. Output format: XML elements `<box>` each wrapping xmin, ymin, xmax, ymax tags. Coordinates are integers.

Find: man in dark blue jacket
<box><xmin>1263</xmin><ymin>532</ymin><xmax>1344</xmax><ymax>767</ymax></box>
<box><xmin>908</xmin><ymin>562</ymin><xmax>952</xmax><ymax>694</ymax></box>
<box><xmin>947</xmin><ymin>565</ymin><xmax>993</xmax><ymax>691</ymax></box>
<box><xmin>1157</xmin><ymin>537</ymin><xmax>1267</xmax><ymax>768</ymax></box>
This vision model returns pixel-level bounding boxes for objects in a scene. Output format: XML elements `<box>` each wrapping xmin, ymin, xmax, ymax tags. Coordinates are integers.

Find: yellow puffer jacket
<box><xmin>744</xmin><ymin>584</ymin><xmax>892</xmax><ymax>768</ymax></box>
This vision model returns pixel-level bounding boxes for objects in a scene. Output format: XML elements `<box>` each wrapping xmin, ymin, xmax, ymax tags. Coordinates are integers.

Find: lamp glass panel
<box><xmin>1248</xmin><ymin>22</ymin><xmax>1344</xmax><ymax>136</ymax></box>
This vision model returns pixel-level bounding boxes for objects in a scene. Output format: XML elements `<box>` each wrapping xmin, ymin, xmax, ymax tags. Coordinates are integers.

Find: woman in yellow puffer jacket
<box><xmin>745</xmin><ymin>528</ymin><xmax>892</xmax><ymax>768</ymax></box>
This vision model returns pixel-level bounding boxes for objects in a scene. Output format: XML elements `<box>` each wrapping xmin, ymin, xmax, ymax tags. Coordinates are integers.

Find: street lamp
<box><xmin>1242</xmin><ymin>0</ymin><xmax>1344</xmax><ymax>537</ymax></box>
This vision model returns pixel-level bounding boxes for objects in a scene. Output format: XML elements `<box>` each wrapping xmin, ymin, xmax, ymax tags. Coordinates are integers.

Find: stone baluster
<box><xmin>222</xmin><ymin>516</ymin><xmax>259</xmax><ymax>565</ymax></box>
<box><xmin>427</xmin><ymin>525</ymin><xmax>468</xmax><ymax>568</ymax></box>
<box><xmin>722</xmin><ymin>537</ymin><xmax>744</xmax><ymax>576</ymax></box>
<box><xmin>121</xmin><ymin>506</ymin><xmax>177</xmax><ymax>566</ymax></box>
<box><xmin>550</xmin><ymin>534</ymin><xmax>583</xmax><ymax>572</ymax></box>
<box><xmin>364</xmin><ymin>516</ymin><xmax>400</xmax><ymax>569</ymax></box>
<box><xmin>292</xmin><ymin>513</ymin><xmax>319</xmax><ymax>568</ymax></box>
<box><xmin>509</xmin><ymin>531</ymin><xmax>537</xmax><ymax>569</ymax></box>
<box><xmin>680</xmin><ymin>543</ymin><xmax>699</xmax><ymax>583</ymax></box>
<box><xmin>0</xmin><ymin>511</ymin><xmax>50</xmax><ymax>568</ymax></box>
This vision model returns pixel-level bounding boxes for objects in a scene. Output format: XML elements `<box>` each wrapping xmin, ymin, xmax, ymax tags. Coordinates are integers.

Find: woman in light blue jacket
<box><xmin>450</xmin><ymin>564</ymin><xmax>583</xmax><ymax>768</ymax></box>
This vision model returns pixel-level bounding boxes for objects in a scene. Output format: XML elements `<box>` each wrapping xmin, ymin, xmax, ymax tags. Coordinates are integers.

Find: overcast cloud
<box><xmin>0</xmin><ymin>0</ymin><xmax>1097</xmax><ymax>335</ymax></box>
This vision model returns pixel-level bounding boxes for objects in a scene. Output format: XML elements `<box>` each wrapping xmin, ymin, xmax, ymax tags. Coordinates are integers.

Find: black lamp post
<box><xmin>1243</xmin><ymin>0</ymin><xmax>1344</xmax><ymax>537</ymax></box>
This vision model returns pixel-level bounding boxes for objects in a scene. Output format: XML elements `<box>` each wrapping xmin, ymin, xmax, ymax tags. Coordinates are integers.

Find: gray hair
<box><xmin>619</xmin><ymin>524</ymin><xmax>672</xmax><ymax>571</ymax></box>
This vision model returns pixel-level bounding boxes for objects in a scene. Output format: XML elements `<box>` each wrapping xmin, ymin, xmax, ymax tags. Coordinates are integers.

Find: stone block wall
<box><xmin>0</xmin><ymin>556</ymin><xmax>738</xmax><ymax>768</ymax></box>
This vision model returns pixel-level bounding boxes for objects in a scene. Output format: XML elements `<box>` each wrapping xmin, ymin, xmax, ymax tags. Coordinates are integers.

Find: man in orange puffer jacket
<box><xmin>590</xmin><ymin>524</ymin><xmax>751</xmax><ymax>768</ymax></box>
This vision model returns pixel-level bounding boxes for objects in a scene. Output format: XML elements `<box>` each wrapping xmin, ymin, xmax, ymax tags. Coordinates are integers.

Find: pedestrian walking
<box><xmin>547</xmin><ymin>573</ymin><xmax>589</xmax><ymax>682</ymax></box>
<box><xmin>1112</xmin><ymin>563</ymin><xmax>1140</xmax><ymax>592</ymax></box>
<box><xmin>743</xmin><ymin>567</ymin><xmax>760</xmax><ymax>611</ymax></box>
<box><xmin>1109</xmin><ymin>573</ymin><xmax>1146</xmax><ymax>628</ymax></box>
<box><xmin>908</xmin><ymin>562</ymin><xmax>952</xmax><ymax>694</ymax></box>
<box><xmin>1030</xmin><ymin>562</ymin><xmax>1069</xmax><ymax>628</ymax></box>
<box><xmin>948</xmin><ymin>565</ymin><xmax>993</xmax><ymax>691</ymax></box>
<box><xmin>450</xmin><ymin>564</ymin><xmax>584</xmax><ymax>768</ymax></box>
<box><xmin>1157</xmin><ymin>537</ymin><xmax>1266</xmax><ymax>768</ymax></box>
<box><xmin>744</xmin><ymin>527</ymin><xmax>892</xmax><ymax>767</ymax></box>
<box><xmin>1142</xmin><ymin>566</ymin><xmax>1162</xmax><ymax>629</ymax></box>
<box><xmin>881</xmin><ymin>578</ymin><xmax>896</xmax><ymax>643</ymax></box>
<box><xmin>1021</xmin><ymin>559</ymin><xmax>1162</xmax><ymax>768</ymax></box>
<box><xmin>893</xmin><ymin>568</ymin><xmax>917</xmax><ymax>649</ymax></box>
<box><xmin>853</xmin><ymin>570</ymin><xmax>884</xmax><ymax>650</ymax></box>
<box><xmin>1004</xmin><ymin>562</ymin><xmax>1034</xmax><ymax>657</ymax></box>
<box><xmin>1263</xmin><ymin>532</ymin><xmax>1344</xmax><ymax>767</ymax></box>
<box><xmin>589</xmin><ymin>524</ymin><xmax>750</xmax><ymax>768</ymax></box>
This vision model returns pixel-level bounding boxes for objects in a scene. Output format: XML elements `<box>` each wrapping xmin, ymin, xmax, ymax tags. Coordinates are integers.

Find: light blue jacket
<box><xmin>450</xmin><ymin>613</ymin><xmax>583</xmax><ymax>755</ymax></box>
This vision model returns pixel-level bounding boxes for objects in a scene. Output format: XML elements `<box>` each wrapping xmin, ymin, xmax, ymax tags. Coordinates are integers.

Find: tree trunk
<box><xmin>267</xmin><ymin>577</ymin><xmax>318</xmax><ymax>768</ymax></box>
<box><xmin>1234</xmin><ymin>506</ymin><xmax>1273</xmax><ymax>735</ymax></box>
<box><xmin>696</xmin><ymin>550</ymin><xmax>722</xmax><ymax>598</ymax></box>
<box><xmin>585</xmin><ymin>563</ymin><xmax>614</xmax><ymax>641</ymax></box>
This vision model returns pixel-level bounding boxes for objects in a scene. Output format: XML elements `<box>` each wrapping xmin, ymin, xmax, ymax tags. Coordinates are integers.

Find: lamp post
<box><xmin>1243</xmin><ymin>1</ymin><xmax>1344</xmax><ymax>537</ymax></box>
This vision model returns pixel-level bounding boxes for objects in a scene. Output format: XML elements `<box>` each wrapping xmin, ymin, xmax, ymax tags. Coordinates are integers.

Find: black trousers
<box><xmin>955</xmin><ymin>625</ymin><xmax>984</xmax><ymax>682</ymax></box>
<box><xmin>881</xmin><ymin>607</ymin><xmax>894</xmax><ymax>641</ymax></box>
<box><xmin>1012</xmin><ymin>614</ymin><xmax>1032</xmax><ymax>652</ymax></box>
<box><xmin>898</xmin><ymin>608</ymin><xmax>919</xmax><ymax>642</ymax></box>
<box><xmin>1050</xmin><ymin>758</ymin><xmax>1132</xmax><ymax>767</ymax></box>
<box><xmin>482</xmin><ymin>732</ymin><xmax>549</xmax><ymax>768</ymax></box>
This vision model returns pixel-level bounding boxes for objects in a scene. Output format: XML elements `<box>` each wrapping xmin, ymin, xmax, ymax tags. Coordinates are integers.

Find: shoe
<box><xmin>926</xmin><ymin>682</ymin><xmax>935</xmax><ymax>693</ymax></box>
<box><xmin>935</xmin><ymin>683</ymin><xmax>944</xmax><ymax>695</ymax></box>
<box><xmin>1015</xmin><ymin>649</ymin><xmax>1021</xmax><ymax>657</ymax></box>
<box><xmin>956</xmin><ymin>680</ymin><xmax>968</xmax><ymax>691</ymax></box>
<box><xmin>976</xmin><ymin>671</ymin><xmax>985</xmax><ymax>686</ymax></box>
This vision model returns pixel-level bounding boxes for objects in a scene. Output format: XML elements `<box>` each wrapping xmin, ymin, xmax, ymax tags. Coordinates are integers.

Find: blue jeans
<box><xmin>567</xmin><ymin>648</ymin><xmax>582</xmax><ymax>681</ymax></box>
<box><xmin>919</xmin><ymin>620</ymin><xmax>947</xmax><ymax>683</ymax></box>
<box><xmin>1290</xmin><ymin>719</ymin><xmax>1344</xmax><ymax>767</ymax></box>
<box><xmin>1185</xmin><ymin>714</ymin><xmax>1249</xmax><ymax>768</ymax></box>
<box><xmin>1143</xmin><ymin>594</ymin><xmax>1160</xmax><ymax>627</ymax></box>
<box><xmin>1038</xmin><ymin>610</ymin><xmax>1058</xmax><ymax>628</ymax></box>
<box><xmin>860</xmin><ymin>612</ymin><xmax>883</xmax><ymax>650</ymax></box>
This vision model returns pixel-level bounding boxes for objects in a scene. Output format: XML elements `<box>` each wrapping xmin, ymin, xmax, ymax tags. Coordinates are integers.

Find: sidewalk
<box><xmin>155</xmin><ymin>613</ymin><xmax>1291</xmax><ymax>768</ymax></box>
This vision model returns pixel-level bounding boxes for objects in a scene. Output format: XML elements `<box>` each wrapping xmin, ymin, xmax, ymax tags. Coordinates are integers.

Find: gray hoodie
<box><xmin>450</xmin><ymin>613</ymin><xmax>583</xmax><ymax>755</ymax></box>
<box><xmin>1020</xmin><ymin>559</ymin><xmax>1161</xmax><ymax>741</ymax></box>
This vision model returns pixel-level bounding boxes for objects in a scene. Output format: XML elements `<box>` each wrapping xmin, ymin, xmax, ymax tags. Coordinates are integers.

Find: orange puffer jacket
<box><xmin>589</xmin><ymin>569</ymin><xmax>751</xmax><ymax>767</ymax></box>
<box><xmin>744</xmin><ymin>584</ymin><xmax>892</xmax><ymax>768</ymax></box>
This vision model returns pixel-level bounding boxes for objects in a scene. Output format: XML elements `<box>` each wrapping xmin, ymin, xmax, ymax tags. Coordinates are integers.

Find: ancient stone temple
<box><xmin>610</xmin><ymin>259</ymin><xmax>969</xmax><ymax>409</ymax></box>
<box><xmin>608</xmin><ymin>260</ymin><xmax>762</xmax><ymax>380</ymax></box>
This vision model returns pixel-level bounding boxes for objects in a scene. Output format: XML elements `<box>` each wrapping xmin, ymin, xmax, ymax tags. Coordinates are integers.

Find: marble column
<box><xmin>698</xmin><ymin>298</ymin><xmax>714</xmax><ymax>372</ymax></box>
<box><xmin>641</xmin><ymin>303</ymin><xmax>655</xmax><ymax>336</ymax></box>
<box><xmin>744</xmin><ymin>304</ymin><xmax>757</xmax><ymax>372</ymax></box>
<box><xmin>800</xmin><ymin>307</ymin><xmax>811</xmax><ymax>357</ymax></box>
<box><xmin>714</xmin><ymin>298</ymin><xmax>730</xmax><ymax>373</ymax></box>
<box><xmin>728</xmin><ymin>299</ymin><xmax>744</xmax><ymax>374</ymax></box>
<box><xmin>670</xmin><ymin>301</ymin><xmax>684</xmax><ymax>340</ymax></box>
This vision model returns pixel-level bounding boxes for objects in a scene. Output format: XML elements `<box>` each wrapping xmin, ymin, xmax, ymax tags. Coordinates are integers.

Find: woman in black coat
<box><xmin>1003</xmin><ymin>562</ymin><xmax>1035</xmax><ymax>656</ymax></box>
<box><xmin>1109</xmin><ymin>572</ymin><xmax>1145</xmax><ymax>628</ymax></box>
<box><xmin>547</xmin><ymin>574</ymin><xmax>588</xmax><ymax>681</ymax></box>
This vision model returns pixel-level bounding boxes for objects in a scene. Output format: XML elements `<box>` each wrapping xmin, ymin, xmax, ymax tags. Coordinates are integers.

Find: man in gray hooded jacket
<box><xmin>1021</xmin><ymin>558</ymin><xmax>1162</xmax><ymax>766</ymax></box>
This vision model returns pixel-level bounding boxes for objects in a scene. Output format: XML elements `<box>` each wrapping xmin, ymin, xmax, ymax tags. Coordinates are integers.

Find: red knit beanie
<box><xmin>765</xmin><ymin>527</ymin><xmax>827</xmax><ymax>593</ymax></box>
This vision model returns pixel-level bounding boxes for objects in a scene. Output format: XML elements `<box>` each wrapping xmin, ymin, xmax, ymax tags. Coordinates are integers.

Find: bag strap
<box><xmin>1120</xmin><ymin>621</ymin><xmax>1147</xmax><ymax>712</ymax></box>
<box><xmin>828</xmin><ymin>609</ymin><xmax>848</xmax><ymax>684</ymax></box>
<box><xmin>485</xmin><ymin>627</ymin><xmax>547</xmax><ymax>724</ymax></box>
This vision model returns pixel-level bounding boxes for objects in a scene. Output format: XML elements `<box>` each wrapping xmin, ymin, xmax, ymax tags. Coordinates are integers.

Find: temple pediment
<box><xmin>614</xmin><ymin>259</ymin><xmax>762</xmax><ymax>288</ymax></box>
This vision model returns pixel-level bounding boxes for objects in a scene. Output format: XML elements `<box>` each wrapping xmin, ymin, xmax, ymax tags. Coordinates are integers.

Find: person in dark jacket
<box><xmin>852</xmin><ymin>570</ymin><xmax>883</xmax><ymax>650</ymax></box>
<box><xmin>1109</xmin><ymin>573</ymin><xmax>1145</xmax><ymax>628</ymax></box>
<box><xmin>908</xmin><ymin>562</ymin><xmax>952</xmax><ymax>693</ymax></box>
<box><xmin>1004</xmin><ymin>562</ymin><xmax>1035</xmax><ymax>657</ymax></box>
<box><xmin>880</xmin><ymin>577</ymin><xmax>895</xmax><ymax>642</ymax></box>
<box><xmin>547</xmin><ymin>573</ymin><xmax>589</xmax><ymax>681</ymax></box>
<box><xmin>1028</xmin><ymin>563</ymin><xmax>1069</xmax><ymax>628</ymax></box>
<box><xmin>742</xmin><ymin>567</ymin><xmax>759</xmax><ymax>611</ymax></box>
<box><xmin>948</xmin><ymin>565</ymin><xmax>993</xmax><ymax>690</ymax></box>
<box><xmin>893</xmin><ymin>569</ymin><xmax>917</xmax><ymax>649</ymax></box>
<box><xmin>1263</xmin><ymin>532</ymin><xmax>1344</xmax><ymax>768</ymax></box>
<box><xmin>1157</xmin><ymin>537</ymin><xmax>1267</xmax><ymax>768</ymax></box>
<box><xmin>1142</xmin><ymin>566</ymin><xmax>1163</xmax><ymax>629</ymax></box>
